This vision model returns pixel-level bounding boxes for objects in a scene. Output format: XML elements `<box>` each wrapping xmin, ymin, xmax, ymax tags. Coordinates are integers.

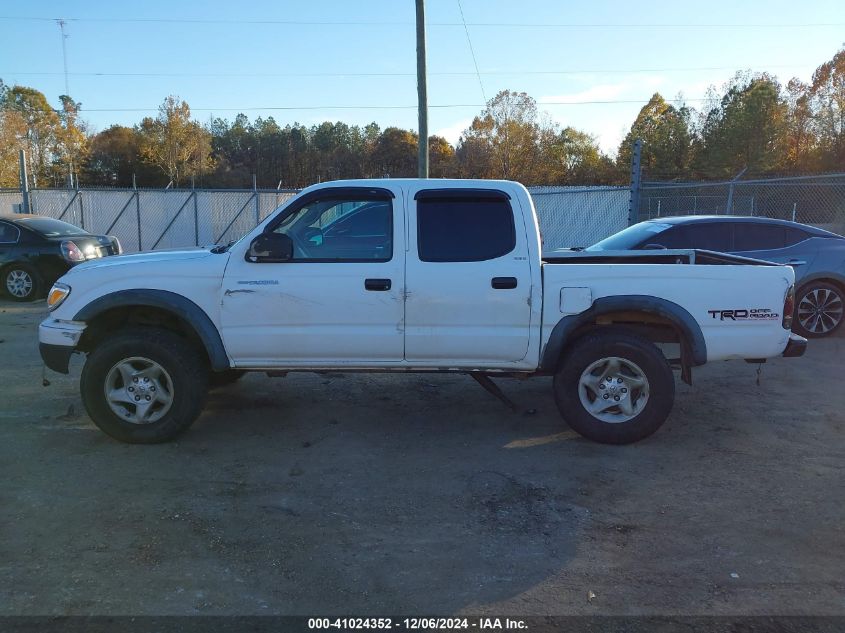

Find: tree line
<box><xmin>1</xmin><ymin>46</ymin><xmax>843</xmax><ymax>190</ymax></box>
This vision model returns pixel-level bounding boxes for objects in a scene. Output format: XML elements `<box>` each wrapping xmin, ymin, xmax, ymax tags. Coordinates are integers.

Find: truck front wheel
<box><xmin>80</xmin><ymin>328</ymin><xmax>209</xmax><ymax>444</ymax></box>
<box><xmin>553</xmin><ymin>329</ymin><xmax>675</xmax><ymax>444</ymax></box>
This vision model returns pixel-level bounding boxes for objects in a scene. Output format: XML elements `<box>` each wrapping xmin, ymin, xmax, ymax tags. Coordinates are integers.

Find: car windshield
<box><xmin>586</xmin><ymin>222</ymin><xmax>673</xmax><ymax>251</ymax></box>
<box><xmin>17</xmin><ymin>217</ymin><xmax>90</xmax><ymax>238</ymax></box>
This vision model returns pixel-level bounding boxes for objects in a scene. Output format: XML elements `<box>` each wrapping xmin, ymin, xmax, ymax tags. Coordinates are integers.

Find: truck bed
<box><xmin>542</xmin><ymin>249</ymin><xmax>781</xmax><ymax>266</ymax></box>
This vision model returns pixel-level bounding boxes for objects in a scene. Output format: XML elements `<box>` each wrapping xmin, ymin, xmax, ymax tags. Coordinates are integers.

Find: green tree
<box><xmin>137</xmin><ymin>96</ymin><xmax>213</xmax><ymax>186</ymax></box>
<box><xmin>694</xmin><ymin>73</ymin><xmax>787</xmax><ymax>177</ymax></box>
<box><xmin>617</xmin><ymin>93</ymin><xmax>692</xmax><ymax>177</ymax></box>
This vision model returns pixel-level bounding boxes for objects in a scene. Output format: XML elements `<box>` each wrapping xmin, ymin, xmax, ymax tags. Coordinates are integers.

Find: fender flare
<box><xmin>74</xmin><ymin>289</ymin><xmax>230</xmax><ymax>371</ymax></box>
<box><xmin>539</xmin><ymin>295</ymin><xmax>707</xmax><ymax>372</ymax></box>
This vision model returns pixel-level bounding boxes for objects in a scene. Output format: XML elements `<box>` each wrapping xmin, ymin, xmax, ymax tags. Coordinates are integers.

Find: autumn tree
<box><xmin>3</xmin><ymin>85</ymin><xmax>64</xmax><ymax>186</ymax></box>
<box><xmin>808</xmin><ymin>48</ymin><xmax>845</xmax><ymax>170</ymax></box>
<box><xmin>137</xmin><ymin>96</ymin><xmax>213</xmax><ymax>186</ymax></box>
<box><xmin>460</xmin><ymin>90</ymin><xmax>545</xmax><ymax>182</ymax></box>
<box><xmin>84</xmin><ymin>125</ymin><xmax>155</xmax><ymax>186</ymax></box>
<box><xmin>0</xmin><ymin>81</ymin><xmax>28</xmax><ymax>187</ymax></box>
<box><xmin>370</xmin><ymin>127</ymin><xmax>417</xmax><ymax>177</ymax></box>
<box><xmin>56</xmin><ymin>95</ymin><xmax>89</xmax><ymax>186</ymax></box>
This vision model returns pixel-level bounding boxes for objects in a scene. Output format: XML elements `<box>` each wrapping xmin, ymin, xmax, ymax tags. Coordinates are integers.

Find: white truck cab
<box><xmin>39</xmin><ymin>179</ymin><xmax>806</xmax><ymax>445</ymax></box>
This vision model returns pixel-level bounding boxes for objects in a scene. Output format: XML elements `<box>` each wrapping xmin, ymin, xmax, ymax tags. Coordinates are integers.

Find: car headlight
<box><xmin>47</xmin><ymin>283</ymin><xmax>71</xmax><ymax>311</ymax></box>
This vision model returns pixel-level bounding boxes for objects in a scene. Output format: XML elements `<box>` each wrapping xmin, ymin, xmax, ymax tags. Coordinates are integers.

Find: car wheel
<box><xmin>794</xmin><ymin>282</ymin><xmax>844</xmax><ymax>338</ymax></box>
<box><xmin>3</xmin><ymin>264</ymin><xmax>41</xmax><ymax>302</ymax></box>
<box><xmin>553</xmin><ymin>328</ymin><xmax>675</xmax><ymax>445</ymax></box>
<box><xmin>81</xmin><ymin>328</ymin><xmax>209</xmax><ymax>444</ymax></box>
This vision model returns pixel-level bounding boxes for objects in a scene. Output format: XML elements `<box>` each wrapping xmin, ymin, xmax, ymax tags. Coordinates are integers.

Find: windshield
<box><xmin>586</xmin><ymin>222</ymin><xmax>672</xmax><ymax>251</ymax></box>
<box><xmin>17</xmin><ymin>217</ymin><xmax>90</xmax><ymax>238</ymax></box>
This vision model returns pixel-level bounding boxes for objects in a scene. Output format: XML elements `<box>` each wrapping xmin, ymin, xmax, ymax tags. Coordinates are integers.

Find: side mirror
<box><xmin>246</xmin><ymin>232</ymin><xmax>294</xmax><ymax>263</ymax></box>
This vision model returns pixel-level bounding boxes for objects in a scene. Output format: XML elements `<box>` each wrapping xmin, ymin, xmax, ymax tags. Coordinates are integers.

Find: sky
<box><xmin>1</xmin><ymin>0</ymin><xmax>844</xmax><ymax>157</ymax></box>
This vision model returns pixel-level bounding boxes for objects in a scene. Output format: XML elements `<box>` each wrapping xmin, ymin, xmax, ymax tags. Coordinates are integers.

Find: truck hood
<box><xmin>65</xmin><ymin>247</ymin><xmax>218</xmax><ymax>274</ymax></box>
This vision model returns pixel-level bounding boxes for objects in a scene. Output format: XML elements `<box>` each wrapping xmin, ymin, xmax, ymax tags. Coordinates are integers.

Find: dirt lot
<box><xmin>0</xmin><ymin>300</ymin><xmax>843</xmax><ymax>617</ymax></box>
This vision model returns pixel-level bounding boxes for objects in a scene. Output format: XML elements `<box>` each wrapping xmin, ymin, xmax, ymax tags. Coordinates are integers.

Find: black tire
<box><xmin>553</xmin><ymin>328</ymin><xmax>675</xmax><ymax>445</ymax></box>
<box><xmin>3</xmin><ymin>263</ymin><xmax>42</xmax><ymax>302</ymax></box>
<box><xmin>80</xmin><ymin>328</ymin><xmax>209</xmax><ymax>444</ymax></box>
<box><xmin>209</xmin><ymin>369</ymin><xmax>245</xmax><ymax>389</ymax></box>
<box><xmin>793</xmin><ymin>281</ymin><xmax>844</xmax><ymax>339</ymax></box>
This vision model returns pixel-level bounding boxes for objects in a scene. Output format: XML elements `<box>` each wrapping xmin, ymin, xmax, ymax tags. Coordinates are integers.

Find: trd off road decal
<box><xmin>707</xmin><ymin>308</ymin><xmax>780</xmax><ymax>321</ymax></box>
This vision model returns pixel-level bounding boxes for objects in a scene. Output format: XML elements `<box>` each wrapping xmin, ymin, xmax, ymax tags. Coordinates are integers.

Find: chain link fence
<box><xmin>638</xmin><ymin>173</ymin><xmax>845</xmax><ymax>235</ymax></box>
<box><xmin>528</xmin><ymin>186</ymin><xmax>630</xmax><ymax>251</ymax></box>
<box><xmin>4</xmin><ymin>175</ymin><xmax>842</xmax><ymax>254</ymax></box>
<box><xmin>1</xmin><ymin>184</ymin><xmax>631</xmax><ymax>253</ymax></box>
<box><xmin>0</xmin><ymin>188</ymin><xmax>298</xmax><ymax>252</ymax></box>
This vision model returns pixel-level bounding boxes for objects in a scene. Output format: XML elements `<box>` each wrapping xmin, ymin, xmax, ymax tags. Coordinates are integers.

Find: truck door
<box><xmin>404</xmin><ymin>188</ymin><xmax>533</xmax><ymax>366</ymax></box>
<box><xmin>220</xmin><ymin>187</ymin><xmax>405</xmax><ymax>366</ymax></box>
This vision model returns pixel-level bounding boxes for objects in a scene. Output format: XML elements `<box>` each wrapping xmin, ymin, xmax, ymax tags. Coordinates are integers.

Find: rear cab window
<box><xmin>415</xmin><ymin>190</ymin><xmax>516</xmax><ymax>262</ymax></box>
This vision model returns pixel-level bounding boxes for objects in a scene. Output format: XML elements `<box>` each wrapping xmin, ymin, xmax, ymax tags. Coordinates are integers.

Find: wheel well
<box><xmin>560</xmin><ymin>311</ymin><xmax>695</xmax><ymax>384</ymax></box>
<box><xmin>77</xmin><ymin>305</ymin><xmax>209</xmax><ymax>365</ymax></box>
<box><xmin>798</xmin><ymin>277</ymin><xmax>845</xmax><ymax>296</ymax></box>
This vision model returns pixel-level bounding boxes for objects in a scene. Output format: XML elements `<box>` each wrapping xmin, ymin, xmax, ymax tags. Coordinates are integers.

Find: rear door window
<box><xmin>417</xmin><ymin>194</ymin><xmax>516</xmax><ymax>262</ymax></box>
<box><xmin>733</xmin><ymin>223</ymin><xmax>789</xmax><ymax>251</ymax></box>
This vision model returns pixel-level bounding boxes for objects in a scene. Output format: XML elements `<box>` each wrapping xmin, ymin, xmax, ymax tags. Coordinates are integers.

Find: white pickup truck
<box><xmin>38</xmin><ymin>179</ymin><xmax>806</xmax><ymax>445</ymax></box>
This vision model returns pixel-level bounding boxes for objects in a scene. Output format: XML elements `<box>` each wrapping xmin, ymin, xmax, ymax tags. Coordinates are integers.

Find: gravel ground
<box><xmin>0</xmin><ymin>300</ymin><xmax>843</xmax><ymax>616</ymax></box>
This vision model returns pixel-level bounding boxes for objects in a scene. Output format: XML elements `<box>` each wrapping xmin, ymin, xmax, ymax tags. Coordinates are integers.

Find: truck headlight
<box><xmin>47</xmin><ymin>283</ymin><xmax>71</xmax><ymax>311</ymax></box>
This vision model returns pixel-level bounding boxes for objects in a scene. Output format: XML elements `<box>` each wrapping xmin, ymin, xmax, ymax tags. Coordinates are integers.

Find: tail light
<box><xmin>783</xmin><ymin>284</ymin><xmax>795</xmax><ymax>330</ymax></box>
<box><xmin>61</xmin><ymin>240</ymin><xmax>86</xmax><ymax>263</ymax></box>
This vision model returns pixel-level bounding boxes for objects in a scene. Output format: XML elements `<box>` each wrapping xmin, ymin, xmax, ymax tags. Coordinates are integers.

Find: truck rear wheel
<box><xmin>553</xmin><ymin>328</ymin><xmax>675</xmax><ymax>444</ymax></box>
<box><xmin>80</xmin><ymin>328</ymin><xmax>209</xmax><ymax>444</ymax></box>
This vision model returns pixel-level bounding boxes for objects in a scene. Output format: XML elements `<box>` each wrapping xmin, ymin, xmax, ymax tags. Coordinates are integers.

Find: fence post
<box><xmin>725</xmin><ymin>167</ymin><xmax>747</xmax><ymax>215</ymax></box>
<box><xmin>18</xmin><ymin>150</ymin><xmax>31</xmax><ymax>214</ymax></box>
<box><xmin>77</xmin><ymin>182</ymin><xmax>85</xmax><ymax>229</ymax></box>
<box><xmin>134</xmin><ymin>176</ymin><xmax>142</xmax><ymax>251</ymax></box>
<box><xmin>253</xmin><ymin>174</ymin><xmax>260</xmax><ymax>226</ymax></box>
<box><xmin>627</xmin><ymin>139</ymin><xmax>642</xmax><ymax>226</ymax></box>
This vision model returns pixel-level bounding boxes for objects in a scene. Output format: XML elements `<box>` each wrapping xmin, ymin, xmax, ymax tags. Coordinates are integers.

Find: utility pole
<box><xmin>415</xmin><ymin>0</ymin><xmax>429</xmax><ymax>178</ymax></box>
<box><xmin>56</xmin><ymin>20</ymin><xmax>70</xmax><ymax>96</ymax></box>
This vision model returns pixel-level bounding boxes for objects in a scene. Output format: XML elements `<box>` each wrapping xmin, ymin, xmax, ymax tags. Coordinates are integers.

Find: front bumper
<box><xmin>38</xmin><ymin>319</ymin><xmax>86</xmax><ymax>374</ymax></box>
<box><xmin>782</xmin><ymin>333</ymin><xmax>808</xmax><ymax>358</ymax></box>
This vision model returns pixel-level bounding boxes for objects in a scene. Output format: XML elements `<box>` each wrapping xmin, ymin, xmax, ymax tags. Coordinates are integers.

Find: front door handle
<box><xmin>491</xmin><ymin>277</ymin><xmax>518</xmax><ymax>289</ymax></box>
<box><xmin>787</xmin><ymin>259</ymin><xmax>807</xmax><ymax>266</ymax></box>
<box><xmin>365</xmin><ymin>278</ymin><xmax>392</xmax><ymax>291</ymax></box>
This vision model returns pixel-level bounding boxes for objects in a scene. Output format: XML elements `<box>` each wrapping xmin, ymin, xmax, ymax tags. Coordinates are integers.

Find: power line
<box><xmin>71</xmin><ymin>97</ymin><xmax>713</xmax><ymax>113</ymax></box>
<box><xmin>1</xmin><ymin>15</ymin><xmax>843</xmax><ymax>28</ymax></box>
<box><xmin>1</xmin><ymin>63</ymin><xmax>818</xmax><ymax>78</ymax></box>
<box><xmin>456</xmin><ymin>0</ymin><xmax>486</xmax><ymax>104</ymax></box>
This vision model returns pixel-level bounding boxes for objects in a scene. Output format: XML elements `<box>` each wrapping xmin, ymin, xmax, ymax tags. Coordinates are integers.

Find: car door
<box><xmin>220</xmin><ymin>187</ymin><xmax>405</xmax><ymax>366</ymax></box>
<box><xmin>732</xmin><ymin>222</ymin><xmax>817</xmax><ymax>276</ymax></box>
<box><xmin>404</xmin><ymin>187</ymin><xmax>533</xmax><ymax>366</ymax></box>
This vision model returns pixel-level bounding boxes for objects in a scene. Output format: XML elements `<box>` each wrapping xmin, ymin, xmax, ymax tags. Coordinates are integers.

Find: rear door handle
<box><xmin>365</xmin><ymin>278</ymin><xmax>392</xmax><ymax>291</ymax></box>
<box><xmin>491</xmin><ymin>277</ymin><xmax>518</xmax><ymax>290</ymax></box>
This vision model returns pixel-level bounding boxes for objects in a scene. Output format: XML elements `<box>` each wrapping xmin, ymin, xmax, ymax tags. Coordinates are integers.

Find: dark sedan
<box><xmin>587</xmin><ymin>215</ymin><xmax>845</xmax><ymax>338</ymax></box>
<box><xmin>0</xmin><ymin>214</ymin><xmax>121</xmax><ymax>302</ymax></box>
